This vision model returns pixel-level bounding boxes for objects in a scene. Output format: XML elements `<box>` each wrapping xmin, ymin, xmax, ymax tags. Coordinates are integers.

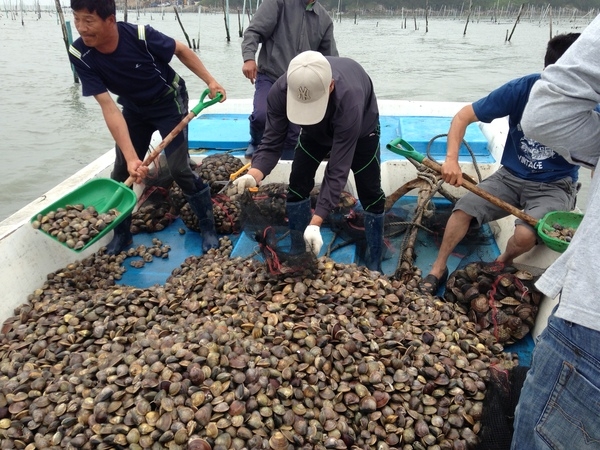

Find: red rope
<box><xmin>487</xmin><ymin>274</ymin><xmax>508</xmax><ymax>342</ymax></box>
<box><xmin>211</xmin><ymin>194</ymin><xmax>238</xmax><ymax>233</ymax></box>
<box><xmin>259</xmin><ymin>226</ymin><xmax>283</xmax><ymax>274</ymax></box>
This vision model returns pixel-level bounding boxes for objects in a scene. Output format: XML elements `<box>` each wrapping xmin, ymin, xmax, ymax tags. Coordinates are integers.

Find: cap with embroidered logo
<box><xmin>286</xmin><ymin>51</ymin><xmax>332</xmax><ymax>126</ymax></box>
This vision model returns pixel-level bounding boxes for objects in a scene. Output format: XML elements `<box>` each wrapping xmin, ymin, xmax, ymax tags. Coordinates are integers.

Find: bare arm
<box><xmin>174</xmin><ymin>41</ymin><xmax>227</xmax><ymax>101</ymax></box>
<box><xmin>442</xmin><ymin>104</ymin><xmax>478</xmax><ymax>186</ymax></box>
<box><xmin>242</xmin><ymin>60</ymin><xmax>257</xmax><ymax>84</ymax></box>
<box><xmin>94</xmin><ymin>92</ymin><xmax>147</xmax><ymax>183</ymax></box>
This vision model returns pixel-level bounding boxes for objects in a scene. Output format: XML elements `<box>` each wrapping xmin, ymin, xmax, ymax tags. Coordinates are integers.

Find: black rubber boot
<box><xmin>186</xmin><ymin>186</ymin><xmax>219</xmax><ymax>253</ymax></box>
<box><xmin>286</xmin><ymin>198</ymin><xmax>311</xmax><ymax>254</ymax></box>
<box><xmin>363</xmin><ymin>211</ymin><xmax>384</xmax><ymax>272</ymax></box>
<box><xmin>105</xmin><ymin>215</ymin><xmax>133</xmax><ymax>255</ymax></box>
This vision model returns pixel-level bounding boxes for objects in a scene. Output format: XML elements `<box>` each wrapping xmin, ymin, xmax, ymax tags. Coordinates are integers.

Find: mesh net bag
<box><xmin>130</xmin><ymin>186</ymin><xmax>178</xmax><ymax>234</ymax></box>
<box><xmin>178</xmin><ymin>195</ymin><xmax>241</xmax><ymax>235</ymax></box>
<box><xmin>238</xmin><ymin>190</ymin><xmax>317</xmax><ymax>276</ymax></box>
<box><xmin>444</xmin><ymin>262</ymin><xmax>541</xmax><ymax>344</ymax></box>
<box><xmin>195</xmin><ymin>153</ymin><xmax>246</xmax><ymax>196</ymax></box>
<box><xmin>475</xmin><ymin>365</ymin><xmax>529</xmax><ymax>450</ymax></box>
<box><xmin>169</xmin><ymin>183</ymin><xmax>187</xmax><ymax>215</ymax></box>
<box><xmin>250</xmin><ymin>183</ymin><xmax>289</xmax><ymax>226</ymax></box>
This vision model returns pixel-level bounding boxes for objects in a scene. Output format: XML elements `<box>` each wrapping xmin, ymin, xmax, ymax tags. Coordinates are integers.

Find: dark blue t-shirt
<box><xmin>68</xmin><ymin>22</ymin><xmax>177</xmax><ymax>105</ymax></box>
<box><xmin>473</xmin><ymin>73</ymin><xmax>579</xmax><ymax>183</ymax></box>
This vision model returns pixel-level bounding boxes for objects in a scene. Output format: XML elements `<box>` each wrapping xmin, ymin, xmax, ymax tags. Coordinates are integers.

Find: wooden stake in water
<box><xmin>174</xmin><ymin>6</ymin><xmax>193</xmax><ymax>48</ymax></box>
<box><xmin>197</xmin><ymin>4</ymin><xmax>202</xmax><ymax>49</ymax></box>
<box><xmin>463</xmin><ymin>0</ymin><xmax>472</xmax><ymax>35</ymax></box>
<box><xmin>54</xmin><ymin>0</ymin><xmax>79</xmax><ymax>83</ymax></box>
<box><xmin>123</xmin><ymin>0</ymin><xmax>128</xmax><ymax>22</ymax></box>
<box><xmin>222</xmin><ymin>0</ymin><xmax>231</xmax><ymax>42</ymax></box>
<box><xmin>507</xmin><ymin>3</ymin><xmax>524</xmax><ymax>42</ymax></box>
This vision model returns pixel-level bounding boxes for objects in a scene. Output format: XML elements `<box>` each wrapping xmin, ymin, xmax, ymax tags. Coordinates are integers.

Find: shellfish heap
<box><xmin>443</xmin><ymin>262</ymin><xmax>541</xmax><ymax>344</ymax></box>
<box><xmin>31</xmin><ymin>204</ymin><xmax>120</xmax><ymax>251</ymax></box>
<box><xmin>0</xmin><ymin>241</ymin><xmax>517</xmax><ymax>450</ymax></box>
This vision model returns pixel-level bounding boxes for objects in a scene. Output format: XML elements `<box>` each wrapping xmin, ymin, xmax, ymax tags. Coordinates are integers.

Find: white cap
<box><xmin>286</xmin><ymin>51</ymin><xmax>332</xmax><ymax>125</ymax></box>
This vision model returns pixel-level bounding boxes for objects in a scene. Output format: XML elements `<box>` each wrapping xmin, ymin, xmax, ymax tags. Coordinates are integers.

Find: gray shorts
<box><xmin>454</xmin><ymin>167</ymin><xmax>578</xmax><ymax>230</ymax></box>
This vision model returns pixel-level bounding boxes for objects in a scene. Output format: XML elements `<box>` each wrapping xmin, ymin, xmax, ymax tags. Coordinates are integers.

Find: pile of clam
<box><xmin>31</xmin><ymin>204</ymin><xmax>120</xmax><ymax>250</ymax></box>
<box><xmin>0</xmin><ymin>241</ymin><xmax>518</xmax><ymax>450</ymax></box>
<box><xmin>131</xmin><ymin>189</ymin><xmax>177</xmax><ymax>235</ymax></box>
<box><xmin>542</xmin><ymin>223</ymin><xmax>576</xmax><ymax>243</ymax></box>
<box><xmin>195</xmin><ymin>154</ymin><xmax>246</xmax><ymax>197</ymax></box>
<box><xmin>179</xmin><ymin>196</ymin><xmax>241</xmax><ymax>235</ymax></box>
<box><xmin>243</xmin><ymin>183</ymin><xmax>289</xmax><ymax>227</ymax></box>
<box><xmin>444</xmin><ymin>262</ymin><xmax>540</xmax><ymax>344</ymax></box>
<box><xmin>169</xmin><ymin>184</ymin><xmax>188</xmax><ymax>215</ymax></box>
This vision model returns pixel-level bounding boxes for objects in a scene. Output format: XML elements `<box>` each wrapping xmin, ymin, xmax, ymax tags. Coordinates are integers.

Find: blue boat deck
<box><xmin>189</xmin><ymin>114</ymin><xmax>496</xmax><ymax>164</ymax></box>
<box><xmin>115</xmin><ymin>196</ymin><xmax>532</xmax><ymax>365</ymax></box>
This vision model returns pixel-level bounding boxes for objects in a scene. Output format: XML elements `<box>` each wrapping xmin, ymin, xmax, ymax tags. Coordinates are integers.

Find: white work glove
<box><xmin>304</xmin><ymin>225</ymin><xmax>323</xmax><ymax>256</ymax></box>
<box><xmin>232</xmin><ymin>174</ymin><xmax>257</xmax><ymax>195</ymax></box>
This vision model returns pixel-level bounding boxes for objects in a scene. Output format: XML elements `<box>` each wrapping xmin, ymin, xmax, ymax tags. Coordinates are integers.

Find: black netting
<box><xmin>475</xmin><ymin>365</ymin><xmax>529</xmax><ymax>450</ymax></box>
<box><xmin>238</xmin><ymin>191</ymin><xmax>317</xmax><ymax>276</ymax></box>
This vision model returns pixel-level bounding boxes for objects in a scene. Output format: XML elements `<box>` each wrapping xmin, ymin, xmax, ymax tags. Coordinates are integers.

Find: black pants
<box><xmin>287</xmin><ymin>123</ymin><xmax>385</xmax><ymax>215</ymax></box>
<box><xmin>112</xmin><ymin>80</ymin><xmax>205</xmax><ymax>196</ymax></box>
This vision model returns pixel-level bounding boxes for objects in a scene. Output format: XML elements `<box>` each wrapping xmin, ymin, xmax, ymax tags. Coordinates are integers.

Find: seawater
<box><xmin>0</xmin><ymin>11</ymin><xmax>593</xmax><ymax>221</ymax></box>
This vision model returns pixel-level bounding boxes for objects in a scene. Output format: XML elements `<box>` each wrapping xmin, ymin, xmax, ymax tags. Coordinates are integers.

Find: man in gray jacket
<box><xmin>511</xmin><ymin>14</ymin><xmax>600</xmax><ymax>450</ymax></box>
<box><xmin>241</xmin><ymin>0</ymin><xmax>338</xmax><ymax>160</ymax></box>
<box><xmin>234</xmin><ymin>51</ymin><xmax>386</xmax><ymax>272</ymax></box>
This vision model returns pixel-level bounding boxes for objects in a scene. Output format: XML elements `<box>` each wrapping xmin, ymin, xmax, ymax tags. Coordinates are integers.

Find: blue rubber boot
<box><xmin>363</xmin><ymin>211</ymin><xmax>384</xmax><ymax>272</ymax></box>
<box><xmin>105</xmin><ymin>215</ymin><xmax>133</xmax><ymax>255</ymax></box>
<box><xmin>286</xmin><ymin>198</ymin><xmax>312</xmax><ymax>254</ymax></box>
<box><xmin>186</xmin><ymin>186</ymin><xmax>219</xmax><ymax>253</ymax></box>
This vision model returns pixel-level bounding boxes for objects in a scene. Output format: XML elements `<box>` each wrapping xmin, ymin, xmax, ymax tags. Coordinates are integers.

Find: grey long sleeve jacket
<box><xmin>521</xmin><ymin>14</ymin><xmax>600</xmax><ymax>333</ymax></box>
<box><xmin>241</xmin><ymin>0</ymin><xmax>338</xmax><ymax>81</ymax></box>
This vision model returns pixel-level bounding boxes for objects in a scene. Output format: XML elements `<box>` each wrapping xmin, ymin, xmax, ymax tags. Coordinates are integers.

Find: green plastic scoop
<box><xmin>386</xmin><ymin>137</ymin><xmax>583</xmax><ymax>253</ymax></box>
<box><xmin>32</xmin><ymin>89</ymin><xmax>222</xmax><ymax>252</ymax></box>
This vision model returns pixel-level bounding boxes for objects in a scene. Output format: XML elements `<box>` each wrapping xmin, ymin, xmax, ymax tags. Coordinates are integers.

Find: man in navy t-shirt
<box><xmin>68</xmin><ymin>0</ymin><xmax>226</xmax><ymax>255</ymax></box>
<box><xmin>420</xmin><ymin>33</ymin><xmax>581</xmax><ymax>295</ymax></box>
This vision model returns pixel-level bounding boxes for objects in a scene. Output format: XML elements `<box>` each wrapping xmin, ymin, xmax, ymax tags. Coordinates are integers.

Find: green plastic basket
<box><xmin>537</xmin><ymin>210</ymin><xmax>584</xmax><ymax>253</ymax></box>
<box><xmin>31</xmin><ymin>178</ymin><xmax>137</xmax><ymax>252</ymax></box>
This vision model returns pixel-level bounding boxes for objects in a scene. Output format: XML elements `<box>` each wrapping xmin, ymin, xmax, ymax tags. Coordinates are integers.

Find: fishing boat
<box><xmin>0</xmin><ymin>98</ymin><xmax>562</xmax><ymax>363</ymax></box>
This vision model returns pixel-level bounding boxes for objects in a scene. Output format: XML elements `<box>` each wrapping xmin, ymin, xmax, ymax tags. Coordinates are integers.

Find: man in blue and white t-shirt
<box><xmin>419</xmin><ymin>32</ymin><xmax>581</xmax><ymax>295</ymax></box>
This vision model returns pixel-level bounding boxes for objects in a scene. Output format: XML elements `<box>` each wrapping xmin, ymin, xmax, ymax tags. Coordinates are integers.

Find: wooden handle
<box><xmin>421</xmin><ymin>158</ymin><xmax>539</xmax><ymax>228</ymax></box>
<box><xmin>123</xmin><ymin>109</ymin><xmax>198</xmax><ymax>187</ymax></box>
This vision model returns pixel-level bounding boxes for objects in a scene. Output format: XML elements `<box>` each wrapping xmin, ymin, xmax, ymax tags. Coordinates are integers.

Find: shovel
<box><xmin>386</xmin><ymin>137</ymin><xmax>583</xmax><ymax>253</ymax></box>
<box><xmin>32</xmin><ymin>89</ymin><xmax>222</xmax><ymax>252</ymax></box>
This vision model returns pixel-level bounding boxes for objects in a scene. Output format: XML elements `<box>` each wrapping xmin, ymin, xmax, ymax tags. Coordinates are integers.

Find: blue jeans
<box><xmin>249</xmin><ymin>72</ymin><xmax>299</xmax><ymax>156</ymax></box>
<box><xmin>511</xmin><ymin>312</ymin><xmax>600</xmax><ymax>449</ymax></box>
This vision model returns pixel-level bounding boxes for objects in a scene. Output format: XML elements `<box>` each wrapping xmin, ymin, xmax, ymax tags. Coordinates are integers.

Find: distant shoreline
<box><xmin>8</xmin><ymin>5</ymin><xmax>597</xmax><ymax>24</ymax></box>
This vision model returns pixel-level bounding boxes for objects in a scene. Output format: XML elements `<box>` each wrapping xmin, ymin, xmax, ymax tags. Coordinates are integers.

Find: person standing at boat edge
<box><xmin>68</xmin><ymin>0</ymin><xmax>226</xmax><ymax>255</ymax></box>
<box><xmin>510</xmin><ymin>14</ymin><xmax>600</xmax><ymax>450</ymax></box>
<box><xmin>418</xmin><ymin>32</ymin><xmax>581</xmax><ymax>295</ymax></box>
<box><xmin>241</xmin><ymin>0</ymin><xmax>338</xmax><ymax>160</ymax></box>
<box><xmin>233</xmin><ymin>51</ymin><xmax>386</xmax><ymax>272</ymax></box>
